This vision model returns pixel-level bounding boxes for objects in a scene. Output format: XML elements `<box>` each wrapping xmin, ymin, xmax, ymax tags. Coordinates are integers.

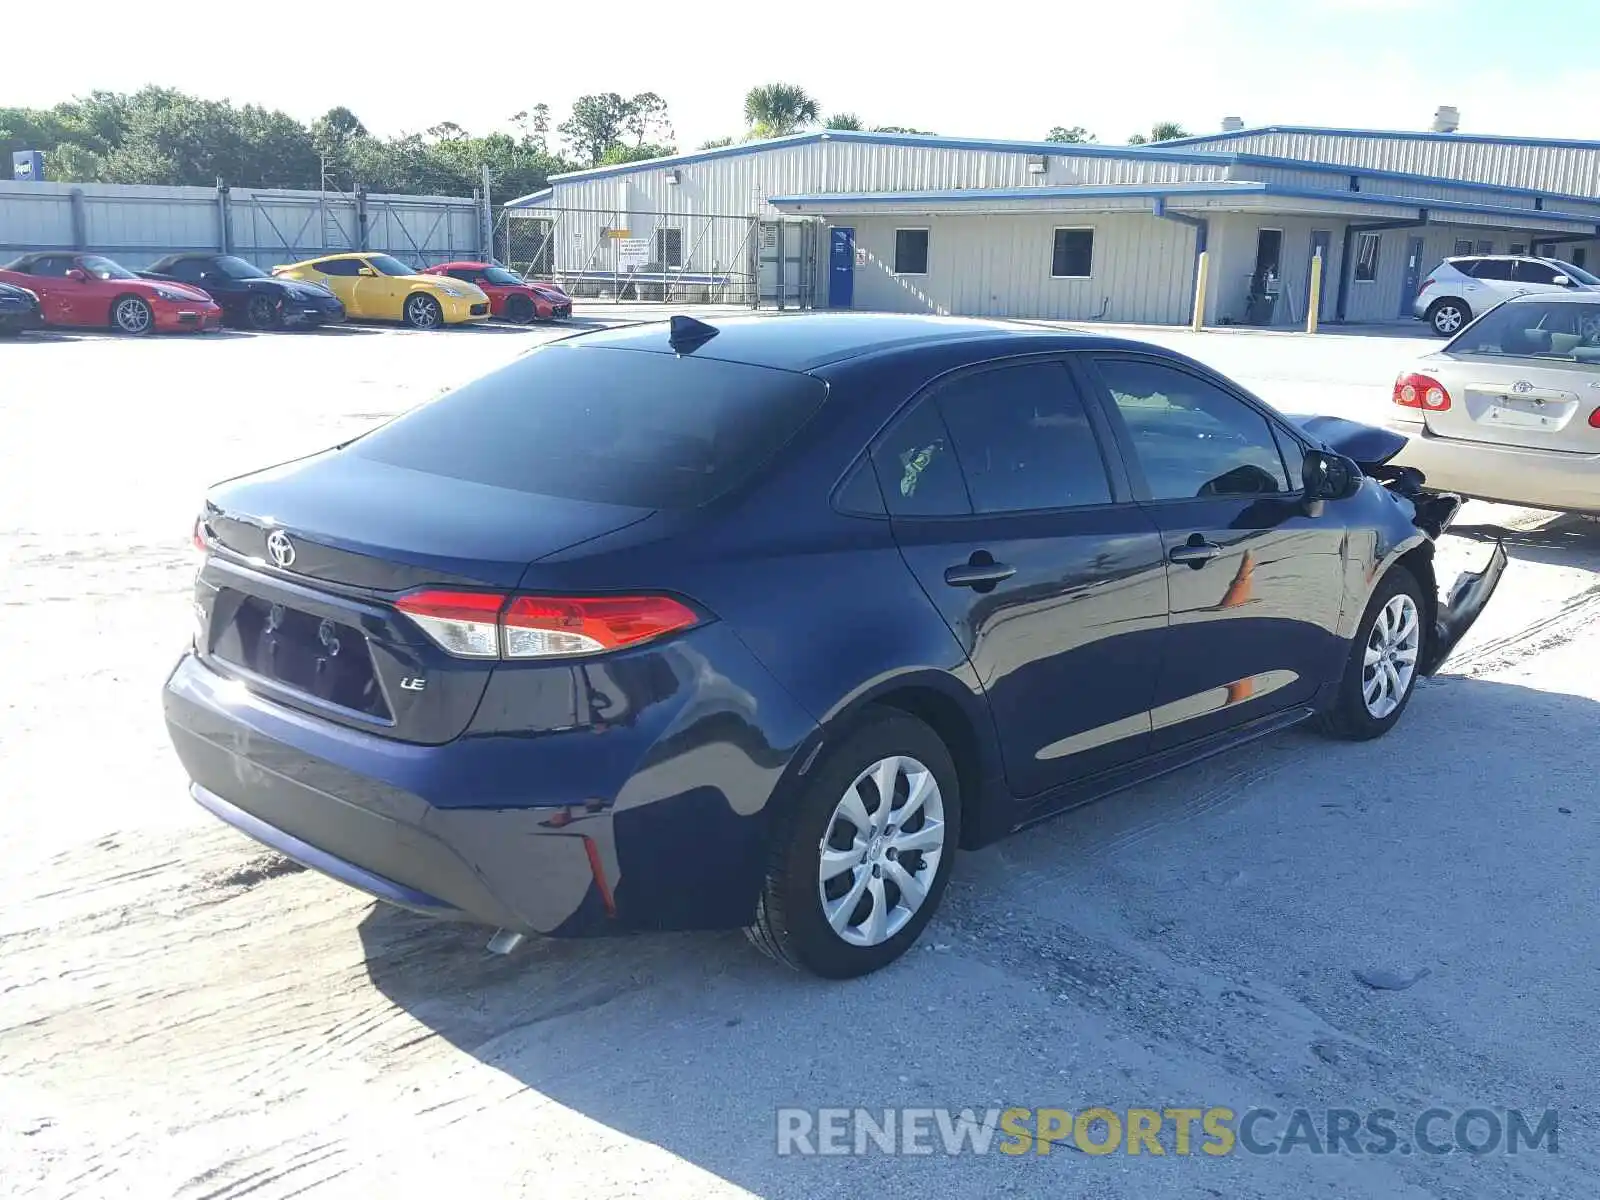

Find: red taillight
<box><xmin>395</xmin><ymin>590</ymin><xmax>698</xmax><ymax>660</ymax></box>
<box><xmin>1419</xmin><ymin>276</ymin><xmax>1436</xmax><ymax>294</ymax></box>
<box><xmin>1393</xmin><ymin>372</ymin><xmax>1452</xmax><ymax>412</ymax></box>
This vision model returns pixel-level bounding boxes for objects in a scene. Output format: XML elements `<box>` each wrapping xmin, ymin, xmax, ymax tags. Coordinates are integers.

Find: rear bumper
<box><xmin>163</xmin><ymin>624</ymin><xmax>817</xmax><ymax>935</ymax></box>
<box><xmin>1386</xmin><ymin>418</ymin><xmax>1600</xmax><ymax>513</ymax></box>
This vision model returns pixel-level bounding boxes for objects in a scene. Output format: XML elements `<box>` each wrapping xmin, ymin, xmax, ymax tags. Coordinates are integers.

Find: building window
<box><xmin>1508</xmin><ymin>242</ymin><xmax>1528</xmax><ymax>255</ymax></box>
<box><xmin>894</xmin><ymin>229</ymin><xmax>929</xmax><ymax>275</ymax></box>
<box><xmin>1452</xmin><ymin>239</ymin><xmax>1473</xmax><ymax>256</ymax></box>
<box><xmin>1574</xmin><ymin>248</ymin><xmax>1588</xmax><ymax>269</ymax></box>
<box><xmin>654</xmin><ymin>227</ymin><xmax>683</xmax><ymax>268</ymax></box>
<box><xmin>1476</xmin><ymin>240</ymin><xmax>1493</xmax><ymax>254</ymax></box>
<box><xmin>1354</xmin><ymin>233</ymin><xmax>1381</xmax><ymax>282</ymax></box>
<box><xmin>1051</xmin><ymin>228</ymin><xmax>1095</xmax><ymax>278</ymax></box>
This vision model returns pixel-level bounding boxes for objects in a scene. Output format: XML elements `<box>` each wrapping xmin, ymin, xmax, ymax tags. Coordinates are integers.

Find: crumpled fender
<box><xmin>1420</xmin><ymin>539</ymin><xmax>1509</xmax><ymax>675</ymax></box>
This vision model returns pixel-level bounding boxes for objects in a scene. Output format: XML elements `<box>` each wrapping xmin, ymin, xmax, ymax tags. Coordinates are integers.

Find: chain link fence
<box><xmin>495</xmin><ymin>207</ymin><xmax>817</xmax><ymax>307</ymax></box>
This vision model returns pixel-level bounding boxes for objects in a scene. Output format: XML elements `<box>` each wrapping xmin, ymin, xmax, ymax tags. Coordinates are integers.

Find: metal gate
<box><xmin>496</xmin><ymin>206</ymin><xmax>818</xmax><ymax>308</ymax></box>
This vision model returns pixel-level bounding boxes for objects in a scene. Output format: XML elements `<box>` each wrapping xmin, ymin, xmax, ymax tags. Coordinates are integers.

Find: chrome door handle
<box><xmin>1169</xmin><ymin>541</ymin><xmax>1222</xmax><ymax>567</ymax></box>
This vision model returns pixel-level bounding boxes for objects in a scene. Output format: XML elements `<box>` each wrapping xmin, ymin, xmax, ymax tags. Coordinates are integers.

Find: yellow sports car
<box><xmin>271</xmin><ymin>252</ymin><xmax>490</xmax><ymax>329</ymax></box>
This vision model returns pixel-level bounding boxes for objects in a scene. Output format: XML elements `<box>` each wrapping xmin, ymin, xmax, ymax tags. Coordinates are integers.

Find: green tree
<box><xmin>743</xmin><ymin>83</ymin><xmax>820</xmax><ymax>138</ymax></box>
<box><xmin>698</xmin><ymin>135</ymin><xmax>734</xmax><ymax>149</ymax></box>
<box><xmin>825</xmin><ymin>112</ymin><xmax>864</xmax><ymax>130</ymax></box>
<box><xmin>871</xmin><ymin>125</ymin><xmax>934</xmax><ymax>135</ymax></box>
<box><xmin>1046</xmin><ymin>125</ymin><xmax>1095</xmax><ymax>143</ymax></box>
<box><xmin>47</xmin><ymin>142</ymin><xmax>104</xmax><ymax>181</ymax></box>
<box><xmin>1128</xmin><ymin>121</ymin><xmax>1190</xmax><ymax>145</ymax></box>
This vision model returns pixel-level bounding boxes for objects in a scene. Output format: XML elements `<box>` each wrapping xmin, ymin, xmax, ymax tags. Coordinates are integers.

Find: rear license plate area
<box><xmin>211</xmin><ymin>592</ymin><xmax>391</xmax><ymax>719</ymax></box>
<box><xmin>1483</xmin><ymin>395</ymin><xmax>1561</xmax><ymax>429</ymax></box>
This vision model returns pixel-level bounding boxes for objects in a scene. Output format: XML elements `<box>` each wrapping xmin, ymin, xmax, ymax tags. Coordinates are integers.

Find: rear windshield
<box><xmin>1448</xmin><ymin>300</ymin><xmax>1600</xmax><ymax>362</ymax></box>
<box><xmin>349</xmin><ymin>343</ymin><xmax>829</xmax><ymax>508</ymax></box>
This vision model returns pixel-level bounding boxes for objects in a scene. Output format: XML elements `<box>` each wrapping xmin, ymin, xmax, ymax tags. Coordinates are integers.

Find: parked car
<box><xmin>1390</xmin><ymin>292</ymin><xmax>1600</xmax><ymax>513</ymax></box>
<box><xmin>0</xmin><ymin>280</ymin><xmax>42</xmax><ymax>336</ymax></box>
<box><xmin>0</xmin><ymin>252</ymin><xmax>222</xmax><ymax>334</ymax></box>
<box><xmin>270</xmin><ymin>253</ymin><xmax>490</xmax><ymax>329</ymax></box>
<box><xmin>1413</xmin><ymin>254</ymin><xmax>1600</xmax><ymax>337</ymax></box>
<box><xmin>164</xmin><ymin>314</ymin><xmax>1505</xmax><ymax>978</ymax></box>
<box><xmin>141</xmin><ymin>253</ymin><xmax>345</xmax><ymax>330</ymax></box>
<box><xmin>422</xmin><ymin>262</ymin><xmax>572</xmax><ymax>324</ymax></box>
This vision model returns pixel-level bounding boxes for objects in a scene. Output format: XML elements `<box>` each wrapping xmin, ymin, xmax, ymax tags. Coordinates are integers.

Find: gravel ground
<box><xmin>2</xmin><ymin>311</ymin><xmax>1597</xmax><ymax>1199</ymax></box>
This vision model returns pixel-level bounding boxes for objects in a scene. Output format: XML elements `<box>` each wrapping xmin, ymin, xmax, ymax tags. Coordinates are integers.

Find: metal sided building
<box><xmin>504</xmin><ymin>123</ymin><xmax>1600</xmax><ymax>328</ymax></box>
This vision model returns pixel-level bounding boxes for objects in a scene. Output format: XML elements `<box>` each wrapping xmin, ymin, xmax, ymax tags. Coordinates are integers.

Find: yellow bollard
<box><xmin>1306</xmin><ymin>250</ymin><xmax>1324</xmax><ymax>334</ymax></box>
<box><xmin>1191</xmin><ymin>250</ymin><xmax>1209</xmax><ymax>332</ymax></box>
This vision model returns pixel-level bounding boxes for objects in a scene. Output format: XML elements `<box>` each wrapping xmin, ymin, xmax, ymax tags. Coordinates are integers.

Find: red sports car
<box><xmin>423</xmin><ymin>261</ymin><xmax>571</xmax><ymax>323</ymax></box>
<box><xmin>0</xmin><ymin>252</ymin><xmax>222</xmax><ymax>334</ymax></box>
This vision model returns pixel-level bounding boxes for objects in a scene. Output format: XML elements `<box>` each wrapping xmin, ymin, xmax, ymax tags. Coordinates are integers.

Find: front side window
<box><xmin>1549</xmin><ymin>258</ymin><xmax>1600</xmax><ymax>285</ymax></box>
<box><xmin>482</xmin><ymin>266</ymin><xmax>524</xmax><ymax>285</ymax></box>
<box><xmin>1094</xmin><ymin>357</ymin><xmax>1291</xmax><ymax>501</ymax></box>
<box><xmin>216</xmin><ymin>255</ymin><xmax>268</xmax><ymax>279</ymax></box>
<box><xmin>446</xmin><ymin>268</ymin><xmax>481</xmax><ymax>283</ymax></box>
<box><xmin>1447</xmin><ymin>300</ymin><xmax>1600</xmax><ymax>362</ymax></box>
<box><xmin>164</xmin><ymin>258</ymin><xmax>208</xmax><ymax>282</ymax></box>
<box><xmin>366</xmin><ymin>255</ymin><xmax>417</xmax><ymax>277</ymax></box>
<box><xmin>933</xmin><ymin>361</ymin><xmax>1113</xmax><ymax>513</ymax></box>
<box><xmin>1354</xmin><ymin>233</ymin><xmax>1381</xmax><ymax>282</ymax></box>
<box><xmin>1051</xmin><ymin>228</ymin><xmax>1094</xmax><ymax>278</ymax></box>
<box><xmin>894</xmin><ymin>229</ymin><xmax>929</xmax><ymax>275</ymax></box>
<box><xmin>80</xmin><ymin>256</ymin><xmax>138</xmax><ymax>281</ymax></box>
<box><xmin>1513</xmin><ymin>260</ymin><xmax>1559</xmax><ymax>285</ymax></box>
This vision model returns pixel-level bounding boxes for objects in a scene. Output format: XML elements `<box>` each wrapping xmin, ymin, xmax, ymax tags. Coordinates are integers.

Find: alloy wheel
<box><xmin>1363</xmin><ymin>593</ymin><xmax>1420</xmax><ymax>719</ymax></box>
<box><xmin>816</xmin><ymin>755</ymin><xmax>946</xmax><ymax>947</ymax></box>
<box><xmin>115</xmin><ymin>298</ymin><xmax>151</xmax><ymax>334</ymax></box>
<box><xmin>406</xmin><ymin>295</ymin><xmax>441</xmax><ymax>329</ymax></box>
<box><xmin>1433</xmin><ymin>305</ymin><xmax>1464</xmax><ymax>334</ymax></box>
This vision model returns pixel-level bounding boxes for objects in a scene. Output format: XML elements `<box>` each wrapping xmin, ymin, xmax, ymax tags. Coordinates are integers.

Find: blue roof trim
<box><xmin>534</xmin><ymin>128</ymin><xmax>1239</xmax><ymax>190</ymax></box>
<box><xmin>771</xmin><ymin>182</ymin><xmax>1263</xmax><ymax>204</ymax></box>
<box><xmin>770</xmin><ymin>182</ymin><xmax>1600</xmax><ymax>230</ymax></box>
<box><xmin>1162</xmin><ymin>123</ymin><xmax>1600</xmax><ymax>154</ymax></box>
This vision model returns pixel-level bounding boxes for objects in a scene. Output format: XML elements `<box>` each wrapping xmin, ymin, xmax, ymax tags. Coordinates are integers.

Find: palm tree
<box><xmin>826</xmin><ymin>112</ymin><xmax>864</xmax><ymax>130</ymax></box>
<box><xmin>744</xmin><ymin>83</ymin><xmax>821</xmax><ymax>138</ymax></box>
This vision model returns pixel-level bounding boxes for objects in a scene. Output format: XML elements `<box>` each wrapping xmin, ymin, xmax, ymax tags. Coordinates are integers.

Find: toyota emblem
<box><xmin>1512</xmin><ymin>380</ymin><xmax>1534</xmax><ymax>394</ymax></box>
<box><xmin>266</xmin><ymin>529</ymin><xmax>297</xmax><ymax>569</ymax></box>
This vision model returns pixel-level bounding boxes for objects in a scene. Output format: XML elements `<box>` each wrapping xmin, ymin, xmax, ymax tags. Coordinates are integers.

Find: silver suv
<box><xmin>1413</xmin><ymin>254</ymin><xmax>1600</xmax><ymax>336</ymax></box>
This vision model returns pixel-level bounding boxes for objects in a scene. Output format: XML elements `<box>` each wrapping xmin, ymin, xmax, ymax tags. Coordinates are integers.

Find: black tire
<box><xmin>1426</xmin><ymin>298</ymin><xmax>1470</xmax><ymax>337</ymax></box>
<box><xmin>746</xmin><ymin>710</ymin><xmax>961</xmax><ymax>978</ymax></box>
<box><xmin>504</xmin><ymin>293</ymin><xmax>536</xmax><ymax>325</ymax></box>
<box><xmin>247</xmin><ymin>293</ymin><xmax>281</xmax><ymax>331</ymax></box>
<box><xmin>1318</xmin><ymin>565</ymin><xmax>1426</xmax><ymax>741</ymax></box>
<box><xmin>111</xmin><ymin>295</ymin><xmax>154</xmax><ymax>335</ymax></box>
<box><xmin>403</xmin><ymin>292</ymin><xmax>444</xmax><ymax>330</ymax></box>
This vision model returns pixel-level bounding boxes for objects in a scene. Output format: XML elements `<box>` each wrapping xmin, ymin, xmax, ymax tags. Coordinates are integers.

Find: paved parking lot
<box><xmin>3</xmin><ymin>310</ymin><xmax>1598</xmax><ymax>1199</ymax></box>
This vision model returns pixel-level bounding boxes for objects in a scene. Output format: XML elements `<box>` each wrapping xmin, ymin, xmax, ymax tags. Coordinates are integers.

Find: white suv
<box><xmin>1413</xmin><ymin>254</ymin><xmax>1600</xmax><ymax>336</ymax></box>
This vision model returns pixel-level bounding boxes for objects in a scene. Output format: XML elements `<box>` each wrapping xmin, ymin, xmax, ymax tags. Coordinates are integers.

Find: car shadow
<box><xmin>1448</xmin><ymin>513</ymin><xmax>1600</xmax><ymax>569</ymax></box>
<box><xmin>357</xmin><ymin>674</ymin><xmax>1600</xmax><ymax>1196</ymax></box>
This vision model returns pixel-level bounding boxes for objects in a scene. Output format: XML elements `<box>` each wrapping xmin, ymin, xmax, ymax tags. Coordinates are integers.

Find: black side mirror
<box><xmin>1302</xmin><ymin>448</ymin><xmax>1363</xmax><ymax>507</ymax></box>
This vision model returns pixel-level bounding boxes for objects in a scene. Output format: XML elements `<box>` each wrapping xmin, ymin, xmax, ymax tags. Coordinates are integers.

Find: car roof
<box><xmin>562</xmin><ymin>312</ymin><xmax>1150</xmax><ymax>372</ymax></box>
<box><xmin>432</xmin><ymin>260</ymin><xmax>489</xmax><ymax>270</ymax></box>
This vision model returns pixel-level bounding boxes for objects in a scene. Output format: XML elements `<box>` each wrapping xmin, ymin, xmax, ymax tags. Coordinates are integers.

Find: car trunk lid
<box><xmin>196</xmin><ymin>452</ymin><xmax>653</xmax><ymax>744</ymax></box>
<box><xmin>1424</xmin><ymin>357</ymin><xmax>1598</xmax><ymax>452</ymax></box>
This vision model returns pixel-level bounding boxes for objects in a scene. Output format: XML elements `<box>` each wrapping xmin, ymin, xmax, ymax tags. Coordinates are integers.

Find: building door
<box><xmin>828</xmin><ymin>227</ymin><xmax>855</xmax><ymax>308</ymax></box>
<box><xmin>1399</xmin><ymin>235</ymin><xmax>1427</xmax><ymax>317</ymax></box>
<box><xmin>1306</xmin><ymin>230</ymin><xmax>1332</xmax><ymax>317</ymax></box>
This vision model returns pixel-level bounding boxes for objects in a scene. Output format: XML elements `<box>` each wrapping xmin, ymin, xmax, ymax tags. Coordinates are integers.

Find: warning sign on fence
<box><xmin>618</xmin><ymin>238</ymin><xmax>650</xmax><ymax>270</ymax></box>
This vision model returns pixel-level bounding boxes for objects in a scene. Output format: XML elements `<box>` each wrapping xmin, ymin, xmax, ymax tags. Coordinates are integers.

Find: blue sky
<box><xmin>7</xmin><ymin>0</ymin><xmax>1594</xmax><ymax>151</ymax></box>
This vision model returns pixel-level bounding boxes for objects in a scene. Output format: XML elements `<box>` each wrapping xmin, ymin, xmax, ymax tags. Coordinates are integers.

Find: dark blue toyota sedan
<box><xmin>163</xmin><ymin>314</ymin><xmax>1504</xmax><ymax>977</ymax></box>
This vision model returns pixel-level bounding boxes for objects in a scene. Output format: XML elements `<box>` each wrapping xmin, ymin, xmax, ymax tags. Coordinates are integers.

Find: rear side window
<box><xmin>1470</xmin><ymin>259</ymin><xmax>1513</xmax><ymax>281</ymax></box>
<box><xmin>873</xmin><ymin>394</ymin><xmax>970</xmax><ymax>517</ymax></box>
<box><xmin>1446</xmin><ymin>257</ymin><xmax>1479</xmax><ymax>276</ymax></box>
<box><xmin>316</xmin><ymin>259</ymin><xmax>361</xmax><ymax>277</ymax></box>
<box><xmin>350</xmin><ymin>344</ymin><xmax>829</xmax><ymax>509</ymax></box>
